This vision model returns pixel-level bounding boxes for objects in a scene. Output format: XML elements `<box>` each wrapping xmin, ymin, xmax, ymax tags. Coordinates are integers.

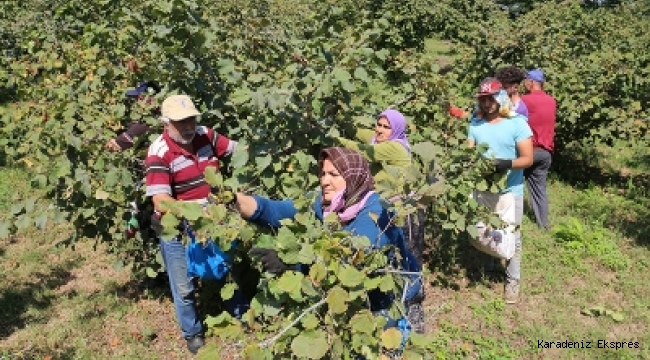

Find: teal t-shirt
<box><xmin>467</xmin><ymin>114</ymin><xmax>533</xmax><ymax>196</ymax></box>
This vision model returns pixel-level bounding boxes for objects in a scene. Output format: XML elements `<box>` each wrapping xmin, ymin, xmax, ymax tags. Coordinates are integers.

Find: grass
<box><xmin>0</xmin><ymin>168</ymin><xmax>191</xmax><ymax>359</ymax></box>
<box><xmin>424</xmin><ymin>37</ymin><xmax>455</xmax><ymax>70</ymax></box>
<box><xmin>1</xmin><ymin>141</ymin><xmax>650</xmax><ymax>359</ymax></box>
<box><xmin>423</xmin><ymin>140</ymin><xmax>650</xmax><ymax>359</ymax></box>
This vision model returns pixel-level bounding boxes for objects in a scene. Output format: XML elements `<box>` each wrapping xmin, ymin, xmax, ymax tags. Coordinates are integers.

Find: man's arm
<box><xmin>449</xmin><ymin>105</ymin><xmax>469</xmax><ymax>119</ymax></box>
<box><xmin>152</xmin><ymin>193</ymin><xmax>176</xmax><ymax>213</ymax></box>
<box><xmin>211</xmin><ymin>129</ymin><xmax>239</xmax><ymax>157</ymax></box>
<box><xmin>512</xmin><ymin>117</ymin><xmax>534</xmax><ymax>169</ymax></box>
<box><xmin>145</xmin><ymin>155</ymin><xmax>174</xmax><ymax>213</ymax></box>
<box><xmin>512</xmin><ymin>137</ymin><xmax>533</xmax><ymax>169</ymax></box>
<box><xmin>108</xmin><ymin>122</ymin><xmax>151</xmax><ymax>151</ymax></box>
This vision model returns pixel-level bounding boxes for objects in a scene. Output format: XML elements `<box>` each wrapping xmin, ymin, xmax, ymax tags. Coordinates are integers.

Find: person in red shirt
<box><xmin>521</xmin><ymin>69</ymin><xmax>556</xmax><ymax>230</ymax></box>
<box><xmin>145</xmin><ymin>94</ymin><xmax>239</xmax><ymax>354</ymax></box>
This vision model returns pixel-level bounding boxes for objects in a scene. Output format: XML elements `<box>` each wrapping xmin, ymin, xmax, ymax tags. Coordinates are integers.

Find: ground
<box><xmin>0</xmin><ymin>37</ymin><xmax>646</xmax><ymax>358</ymax></box>
<box><xmin>1</xmin><ymin>139</ymin><xmax>649</xmax><ymax>359</ymax></box>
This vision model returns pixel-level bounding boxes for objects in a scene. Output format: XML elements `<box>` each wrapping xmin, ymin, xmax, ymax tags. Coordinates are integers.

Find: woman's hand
<box><xmin>233</xmin><ymin>192</ymin><xmax>258</xmax><ymax>218</ymax></box>
<box><xmin>249</xmin><ymin>248</ymin><xmax>290</xmax><ymax>274</ymax></box>
<box><xmin>105</xmin><ymin>138</ymin><xmax>123</xmax><ymax>152</ymax></box>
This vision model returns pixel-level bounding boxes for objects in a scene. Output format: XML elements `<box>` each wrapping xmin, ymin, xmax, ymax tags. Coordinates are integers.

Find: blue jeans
<box><xmin>160</xmin><ymin>235</ymin><xmax>203</xmax><ymax>339</ymax></box>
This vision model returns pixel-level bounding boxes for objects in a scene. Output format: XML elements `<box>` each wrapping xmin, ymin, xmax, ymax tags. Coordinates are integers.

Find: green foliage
<box><xmin>6</xmin><ymin>0</ymin><xmax>647</xmax><ymax>357</ymax></box>
<box><xmin>552</xmin><ymin>217</ymin><xmax>630</xmax><ymax>271</ymax></box>
<box><xmin>580</xmin><ymin>305</ymin><xmax>625</xmax><ymax>322</ymax></box>
<box><xmin>451</xmin><ymin>0</ymin><xmax>650</xmax><ymax>151</ymax></box>
<box><xmin>0</xmin><ymin>0</ymin><xmax>501</xmax><ymax>357</ymax></box>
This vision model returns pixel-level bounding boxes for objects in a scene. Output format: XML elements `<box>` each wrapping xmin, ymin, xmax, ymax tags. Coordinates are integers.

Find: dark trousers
<box><xmin>524</xmin><ymin>149</ymin><xmax>552</xmax><ymax>230</ymax></box>
<box><xmin>402</xmin><ymin>209</ymin><xmax>426</xmax><ymax>265</ymax></box>
<box><xmin>401</xmin><ymin>209</ymin><xmax>426</xmax><ymax>334</ymax></box>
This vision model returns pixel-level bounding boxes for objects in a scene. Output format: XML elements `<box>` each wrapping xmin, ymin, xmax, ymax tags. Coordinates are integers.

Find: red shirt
<box><xmin>145</xmin><ymin>126</ymin><xmax>235</xmax><ymax>201</ymax></box>
<box><xmin>521</xmin><ymin>90</ymin><xmax>557</xmax><ymax>152</ymax></box>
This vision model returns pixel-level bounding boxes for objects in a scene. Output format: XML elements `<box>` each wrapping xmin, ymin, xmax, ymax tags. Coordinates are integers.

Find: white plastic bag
<box><xmin>469</xmin><ymin>191</ymin><xmax>517</xmax><ymax>260</ymax></box>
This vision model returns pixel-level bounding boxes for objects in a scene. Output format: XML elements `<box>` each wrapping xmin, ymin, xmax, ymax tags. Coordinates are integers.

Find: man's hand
<box><xmin>150</xmin><ymin>213</ymin><xmax>163</xmax><ymax>236</ymax></box>
<box><xmin>493</xmin><ymin>159</ymin><xmax>512</xmax><ymax>173</ymax></box>
<box><xmin>249</xmin><ymin>248</ymin><xmax>290</xmax><ymax>274</ymax></box>
<box><xmin>105</xmin><ymin>138</ymin><xmax>123</xmax><ymax>152</ymax></box>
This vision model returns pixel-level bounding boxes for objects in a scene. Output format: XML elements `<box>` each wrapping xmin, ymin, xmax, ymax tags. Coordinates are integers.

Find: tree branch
<box><xmin>374</xmin><ymin>269</ymin><xmax>423</xmax><ymax>276</ymax></box>
<box><xmin>259</xmin><ymin>298</ymin><xmax>327</xmax><ymax>348</ymax></box>
<box><xmin>387</xmin><ymin>93</ymin><xmax>416</xmax><ymax>109</ymax></box>
<box><xmin>430</xmin><ymin>302</ymin><xmax>447</xmax><ymax>319</ymax></box>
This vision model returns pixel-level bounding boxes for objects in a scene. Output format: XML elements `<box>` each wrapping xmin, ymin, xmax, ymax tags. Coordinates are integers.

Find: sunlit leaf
<box><xmin>349</xmin><ymin>310</ymin><xmax>376</xmax><ymax>334</ymax></box>
<box><xmin>95</xmin><ymin>189</ymin><xmax>110</xmax><ymax>200</ymax></box>
<box><xmin>290</xmin><ymin>329</ymin><xmax>328</xmax><ymax>359</ymax></box>
<box><xmin>301</xmin><ymin>312</ymin><xmax>320</xmax><ymax>330</ymax></box>
<box><xmin>277</xmin><ymin>271</ymin><xmax>304</xmax><ymax>300</ymax></box>
<box><xmin>204</xmin><ymin>167</ymin><xmax>223</xmax><ymax>187</ymax></box>
<box><xmin>339</xmin><ymin>265</ymin><xmax>365</xmax><ymax>288</ymax></box>
<box><xmin>309</xmin><ymin>262</ymin><xmax>327</xmax><ymax>283</ymax></box>
<box><xmin>178</xmin><ymin>202</ymin><xmax>203</xmax><ymax>221</ymax></box>
<box><xmin>381</xmin><ymin>327</ymin><xmax>403</xmax><ymax>350</ymax></box>
<box><xmin>220</xmin><ymin>282</ymin><xmax>237</xmax><ymax>301</ymax></box>
<box><xmin>327</xmin><ymin>286</ymin><xmax>348</xmax><ymax>314</ymax></box>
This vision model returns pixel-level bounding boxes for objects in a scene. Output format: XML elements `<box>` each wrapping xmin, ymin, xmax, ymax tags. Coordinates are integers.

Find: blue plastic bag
<box><xmin>185</xmin><ymin>225</ymin><xmax>232</xmax><ymax>280</ymax></box>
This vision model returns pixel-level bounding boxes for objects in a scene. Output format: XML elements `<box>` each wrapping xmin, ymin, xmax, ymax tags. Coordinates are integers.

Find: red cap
<box><xmin>475</xmin><ymin>77</ymin><xmax>502</xmax><ymax>97</ymax></box>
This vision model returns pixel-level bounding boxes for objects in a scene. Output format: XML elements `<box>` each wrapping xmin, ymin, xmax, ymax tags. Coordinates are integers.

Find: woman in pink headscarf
<box><xmin>335</xmin><ymin>109</ymin><xmax>425</xmax><ymax>334</ymax></box>
<box><xmin>234</xmin><ymin>147</ymin><xmax>424</xmax><ymax>340</ymax></box>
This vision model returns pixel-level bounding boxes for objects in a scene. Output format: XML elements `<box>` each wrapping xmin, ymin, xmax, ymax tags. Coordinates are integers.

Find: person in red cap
<box><xmin>521</xmin><ymin>68</ymin><xmax>556</xmax><ymax>230</ymax></box>
<box><xmin>467</xmin><ymin>77</ymin><xmax>533</xmax><ymax>304</ymax></box>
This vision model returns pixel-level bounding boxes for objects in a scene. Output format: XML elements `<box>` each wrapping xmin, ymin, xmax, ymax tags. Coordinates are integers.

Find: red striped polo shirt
<box><xmin>145</xmin><ymin>126</ymin><xmax>235</xmax><ymax>201</ymax></box>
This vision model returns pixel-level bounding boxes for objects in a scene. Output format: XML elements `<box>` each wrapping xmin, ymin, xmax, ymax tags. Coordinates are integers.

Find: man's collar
<box><xmin>163</xmin><ymin>130</ymin><xmax>195</xmax><ymax>155</ymax></box>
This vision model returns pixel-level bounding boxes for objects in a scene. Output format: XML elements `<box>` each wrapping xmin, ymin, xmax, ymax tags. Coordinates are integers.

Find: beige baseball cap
<box><xmin>161</xmin><ymin>94</ymin><xmax>201</xmax><ymax>121</ymax></box>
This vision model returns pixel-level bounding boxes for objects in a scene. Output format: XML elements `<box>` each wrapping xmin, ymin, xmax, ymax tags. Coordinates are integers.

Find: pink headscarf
<box><xmin>319</xmin><ymin>147</ymin><xmax>375</xmax><ymax>222</ymax></box>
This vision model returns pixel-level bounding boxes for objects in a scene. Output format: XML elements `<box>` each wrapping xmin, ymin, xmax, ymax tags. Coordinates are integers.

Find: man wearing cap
<box><xmin>106</xmin><ymin>81</ymin><xmax>161</xmax><ymax>152</ymax></box>
<box><xmin>521</xmin><ymin>69</ymin><xmax>556</xmax><ymax>230</ymax></box>
<box><xmin>144</xmin><ymin>94</ymin><xmax>238</xmax><ymax>354</ymax></box>
<box><xmin>467</xmin><ymin>77</ymin><xmax>533</xmax><ymax>304</ymax></box>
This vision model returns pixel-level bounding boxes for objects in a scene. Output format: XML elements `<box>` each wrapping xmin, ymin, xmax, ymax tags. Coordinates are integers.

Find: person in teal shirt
<box><xmin>467</xmin><ymin>77</ymin><xmax>533</xmax><ymax>304</ymax></box>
